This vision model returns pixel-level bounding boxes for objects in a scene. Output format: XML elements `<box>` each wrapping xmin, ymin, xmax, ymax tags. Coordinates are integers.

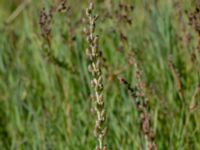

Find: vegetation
<box><xmin>0</xmin><ymin>0</ymin><xmax>200</xmax><ymax>149</ymax></box>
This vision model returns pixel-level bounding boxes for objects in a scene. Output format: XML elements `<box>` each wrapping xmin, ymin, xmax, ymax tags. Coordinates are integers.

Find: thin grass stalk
<box><xmin>85</xmin><ymin>2</ymin><xmax>107</xmax><ymax>150</ymax></box>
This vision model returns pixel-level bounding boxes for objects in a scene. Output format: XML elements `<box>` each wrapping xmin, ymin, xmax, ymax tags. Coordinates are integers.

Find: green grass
<box><xmin>0</xmin><ymin>0</ymin><xmax>200</xmax><ymax>149</ymax></box>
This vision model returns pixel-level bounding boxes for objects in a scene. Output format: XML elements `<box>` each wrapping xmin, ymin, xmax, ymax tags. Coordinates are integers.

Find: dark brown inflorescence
<box><xmin>39</xmin><ymin>7</ymin><xmax>53</xmax><ymax>44</ymax></box>
<box><xmin>189</xmin><ymin>5</ymin><xmax>200</xmax><ymax>54</ymax></box>
<box><xmin>119</xmin><ymin>62</ymin><xmax>157</xmax><ymax>150</ymax></box>
<box><xmin>39</xmin><ymin>0</ymin><xmax>70</xmax><ymax>44</ymax></box>
<box><xmin>39</xmin><ymin>0</ymin><xmax>75</xmax><ymax>73</ymax></box>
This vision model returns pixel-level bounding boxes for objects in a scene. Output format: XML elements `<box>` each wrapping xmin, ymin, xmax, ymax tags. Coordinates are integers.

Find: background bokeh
<box><xmin>0</xmin><ymin>0</ymin><xmax>200</xmax><ymax>149</ymax></box>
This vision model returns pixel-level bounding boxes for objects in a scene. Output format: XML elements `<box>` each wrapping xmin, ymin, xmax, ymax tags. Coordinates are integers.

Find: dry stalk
<box><xmin>168</xmin><ymin>56</ymin><xmax>184</xmax><ymax>101</ymax></box>
<box><xmin>5</xmin><ymin>0</ymin><xmax>31</xmax><ymax>25</ymax></box>
<box><xmin>189</xmin><ymin>84</ymin><xmax>200</xmax><ymax>113</ymax></box>
<box><xmin>85</xmin><ymin>3</ymin><xmax>107</xmax><ymax>150</ymax></box>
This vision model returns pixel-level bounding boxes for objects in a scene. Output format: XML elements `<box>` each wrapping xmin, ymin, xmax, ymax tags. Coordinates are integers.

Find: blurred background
<box><xmin>0</xmin><ymin>0</ymin><xmax>200</xmax><ymax>149</ymax></box>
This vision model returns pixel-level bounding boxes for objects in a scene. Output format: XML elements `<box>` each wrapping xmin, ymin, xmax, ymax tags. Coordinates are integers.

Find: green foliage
<box><xmin>0</xmin><ymin>0</ymin><xmax>199</xmax><ymax>149</ymax></box>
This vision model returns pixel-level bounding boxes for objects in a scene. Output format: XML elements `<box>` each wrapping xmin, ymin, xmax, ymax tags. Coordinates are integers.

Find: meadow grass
<box><xmin>0</xmin><ymin>0</ymin><xmax>200</xmax><ymax>149</ymax></box>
